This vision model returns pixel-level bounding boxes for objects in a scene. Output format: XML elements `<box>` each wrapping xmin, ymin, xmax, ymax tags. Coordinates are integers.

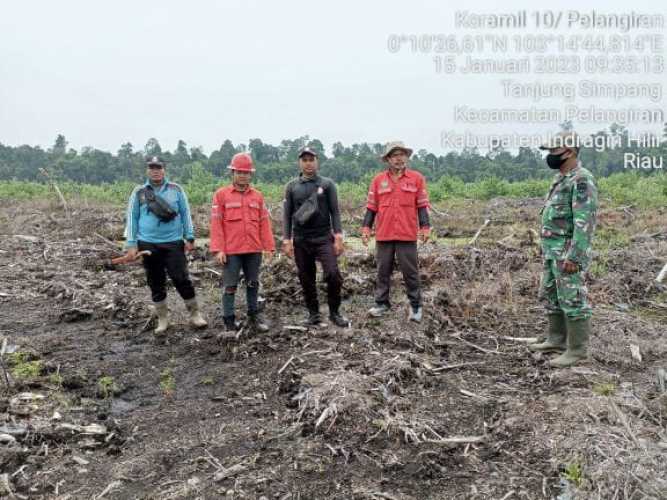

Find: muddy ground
<box><xmin>0</xmin><ymin>198</ymin><xmax>666</xmax><ymax>500</ymax></box>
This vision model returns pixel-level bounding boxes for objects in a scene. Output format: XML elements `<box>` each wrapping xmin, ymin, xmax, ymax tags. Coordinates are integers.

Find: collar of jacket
<box><xmin>298</xmin><ymin>174</ymin><xmax>320</xmax><ymax>183</ymax></box>
<box><xmin>385</xmin><ymin>167</ymin><xmax>410</xmax><ymax>180</ymax></box>
<box><xmin>231</xmin><ymin>184</ymin><xmax>255</xmax><ymax>194</ymax></box>
<box><xmin>559</xmin><ymin>161</ymin><xmax>582</xmax><ymax>179</ymax></box>
<box><xmin>143</xmin><ymin>177</ymin><xmax>170</xmax><ymax>192</ymax></box>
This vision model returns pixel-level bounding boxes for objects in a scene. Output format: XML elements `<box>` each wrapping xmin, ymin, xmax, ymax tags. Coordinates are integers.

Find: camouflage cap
<box><xmin>298</xmin><ymin>146</ymin><xmax>319</xmax><ymax>159</ymax></box>
<box><xmin>381</xmin><ymin>141</ymin><xmax>413</xmax><ymax>161</ymax></box>
<box><xmin>539</xmin><ymin>131</ymin><xmax>582</xmax><ymax>151</ymax></box>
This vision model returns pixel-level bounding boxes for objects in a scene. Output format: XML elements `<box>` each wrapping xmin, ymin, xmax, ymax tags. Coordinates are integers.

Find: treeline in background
<box><xmin>1</xmin><ymin>122</ymin><xmax>666</xmax><ymax>207</ymax></box>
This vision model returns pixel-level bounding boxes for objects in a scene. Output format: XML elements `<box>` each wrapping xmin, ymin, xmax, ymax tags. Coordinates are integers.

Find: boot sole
<box><xmin>549</xmin><ymin>357</ymin><xmax>587</xmax><ymax>368</ymax></box>
<box><xmin>529</xmin><ymin>347</ymin><xmax>565</xmax><ymax>353</ymax></box>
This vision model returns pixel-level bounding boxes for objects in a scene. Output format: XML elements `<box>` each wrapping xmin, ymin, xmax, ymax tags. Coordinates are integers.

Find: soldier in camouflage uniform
<box><xmin>530</xmin><ymin>131</ymin><xmax>597</xmax><ymax>368</ymax></box>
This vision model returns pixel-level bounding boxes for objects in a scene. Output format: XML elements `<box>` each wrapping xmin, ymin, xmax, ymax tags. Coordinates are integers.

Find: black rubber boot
<box><xmin>329</xmin><ymin>310</ymin><xmax>350</xmax><ymax>327</ymax></box>
<box><xmin>223</xmin><ymin>315</ymin><xmax>239</xmax><ymax>332</ymax></box>
<box><xmin>248</xmin><ymin>313</ymin><xmax>269</xmax><ymax>333</ymax></box>
<box><xmin>301</xmin><ymin>310</ymin><xmax>321</xmax><ymax>326</ymax></box>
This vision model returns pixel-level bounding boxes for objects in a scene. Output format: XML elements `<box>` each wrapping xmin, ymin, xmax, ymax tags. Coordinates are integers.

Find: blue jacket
<box><xmin>124</xmin><ymin>178</ymin><xmax>195</xmax><ymax>248</ymax></box>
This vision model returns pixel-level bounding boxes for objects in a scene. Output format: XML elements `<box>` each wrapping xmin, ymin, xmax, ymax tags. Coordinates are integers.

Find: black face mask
<box><xmin>546</xmin><ymin>152</ymin><xmax>568</xmax><ymax>169</ymax></box>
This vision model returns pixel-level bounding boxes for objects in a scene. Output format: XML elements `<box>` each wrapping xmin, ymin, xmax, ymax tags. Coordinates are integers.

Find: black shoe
<box><xmin>301</xmin><ymin>311</ymin><xmax>321</xmax><ymax>326</ymax></box>
<box><xmin>223</xmin><ymin>315</ymin><xmax>239</xmax><ymax>331</ymax></box>
<box><xmin>248</xmin><ymin>313</ymin><xmax>269</xmax><ymax>333</ymax></box>
<box><xmin>329</xmin><ymin>312</ymin><xmax>350</xmax><ymax>328</ymax></box>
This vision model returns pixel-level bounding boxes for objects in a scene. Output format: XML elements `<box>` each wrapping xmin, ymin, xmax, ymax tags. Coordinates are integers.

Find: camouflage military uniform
<box><xmin>539</xmin><ymin>164</ymin><xmax>597</xmax><ymax>320</ymax></box>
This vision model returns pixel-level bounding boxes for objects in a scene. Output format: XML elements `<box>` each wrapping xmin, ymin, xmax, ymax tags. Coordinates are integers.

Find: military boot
<box><xmin>301</xmin><ymin>309</ymin><xmax>321</xmax><ymax>327</ymax></box>
<box><xmin>529</xmin><ymin>312</ymin><xmax>566</xmax><ymax>353</ymax></box>
<box><xmin>248</xmin><ymin>312</ymin><xmax>270</xmax><ymax>333</ymax></box>
<box><xmin>549</xmin><ymin>317</ymin><xmax>591</xmax><ymax>368</ymax></box>
<box><xmin>329</xmin><ymin>309</ymin><xmax>350</xmax><ymax>328</ymax></box>
<box><xmin>223</xmin><ymin>315</ymin><xmax>239</xmax><ymax>332</ymax></box>
<box><xmin>184</xmin><ymin>298</ymin><xmax>208</xmax><ymax>329</ymax></box>
<box><xmin>154</xmin><ymin>301</ymin><xmax>169</xmax><ymax>336</ymax></box>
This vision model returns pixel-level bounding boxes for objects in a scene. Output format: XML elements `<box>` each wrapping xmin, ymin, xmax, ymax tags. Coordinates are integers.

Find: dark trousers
<box><xmin>293</xmin><ymin>236</ymin><xmax>342</xmax><ymax>314</ymax></box>
<box><xmin>138</xmin><ymin>240</ymin><xmax>195</xmax><ymax>303</ymax></box>
<box><xmin>375</xmin><ymin>241</ymin><xmax>421</xmax><ymax>308</ymax></box>
<box><xmin>221</xmin><ymin>253</ymin><xmax>262</xmax><ymax>317</ymax></box>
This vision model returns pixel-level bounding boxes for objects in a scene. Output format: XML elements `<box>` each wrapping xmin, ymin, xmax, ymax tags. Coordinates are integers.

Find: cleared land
<box><xmin>0</xmin><ymin>198</ymin><xmax>665</xmax><ymax>499</ymax></box>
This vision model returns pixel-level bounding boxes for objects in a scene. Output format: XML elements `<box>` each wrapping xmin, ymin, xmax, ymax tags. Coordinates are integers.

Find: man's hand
<box><xmin>126</xmin><ymin>247</ymin><xmax>138</xmax><ymax>260</ymax></box>
<box><xmin>333</xmin><ymin>234</ymin><xmax>344</xmax><ymax>256</ymax></box>
<box><xmin>282</xmin><ymin>239</ymin><xmax>294</xmax><ymax>258</ymax></box>
<box><xmin>215</xmin><ymin>251</ymin><xmax>227</xmax><ymax>265</ymax></box>
<box><xmin>562</xmin><ymin>260</ymin><xmax>579</xmax><ymax>274</ymax></box>
<box><xmin>361</xmin><ymin>228</ymin><xmax>371</xmax><ymax>247</ymax></box>
<box><xmin>184</xmin><ymin>241</ymin><xmax>195</xmax><ymax>253</ymax></box>
<box><xmin>418</xmin><ymin>227</ymin><xmax>431</xmax><ymax>244</ymax></box>
<box><xmin>263</xmin><ymin>250</ymin><xmax>274</xmax><ymax>262</ymax></box>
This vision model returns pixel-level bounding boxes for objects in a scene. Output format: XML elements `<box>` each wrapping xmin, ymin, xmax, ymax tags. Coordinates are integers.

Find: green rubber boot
<box><xmin>549</xmin><ymin>317</ymin><xmax>591</xmax><ymax>368</ymax></box>
<box><xmin>154</xmin><ymin>301</ymin><xmax>170</xmax><ymax>336</ymax></box>
<box><xmin>529</xmin><ymin>312</ymin><xmax>566</xmax><ymax>353</ymax></box>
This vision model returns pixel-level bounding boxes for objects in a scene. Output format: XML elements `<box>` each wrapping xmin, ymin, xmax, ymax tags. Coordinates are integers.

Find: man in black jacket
<box><xmin>282</xmin><ymin>147</ymin><xmax>349</xmax><ymax>327</ymax></box>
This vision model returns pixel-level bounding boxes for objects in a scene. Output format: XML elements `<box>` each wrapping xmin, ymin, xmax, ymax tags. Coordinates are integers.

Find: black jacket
<box><xmin>283</xmin><ymin>175</ymin><xmax>342</xmax><ymax>242</ymax></box>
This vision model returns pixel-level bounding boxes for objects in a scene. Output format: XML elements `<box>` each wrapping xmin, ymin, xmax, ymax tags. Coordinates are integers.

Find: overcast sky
<box><xmin>1</xmin><ymin>0</ymin><xmax>664</xmax><ymax>154</ymax></box>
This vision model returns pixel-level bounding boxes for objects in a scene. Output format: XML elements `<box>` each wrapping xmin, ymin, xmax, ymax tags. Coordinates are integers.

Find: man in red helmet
<box><xmin>210</xmin><ymin>153</ymin><xmax>275</xmax><ymax>332</ymax></box>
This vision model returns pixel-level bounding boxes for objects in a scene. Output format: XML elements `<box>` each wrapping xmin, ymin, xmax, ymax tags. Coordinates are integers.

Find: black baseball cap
<box><xmin>146</xmin><ymin>156</ymin><xmax>166</xmax><ymax>167</ymax></box>
<box><xmin>298</xmin><ymin>147</ymin><xmax>318</xmax><ymax>159</ymax></box>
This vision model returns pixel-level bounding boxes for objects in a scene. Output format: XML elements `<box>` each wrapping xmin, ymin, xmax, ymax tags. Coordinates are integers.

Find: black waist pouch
<box><xmin>141</xmin><ymin>187</ymin><xmax>178</xmax><ymax>222</ymax></box>
<box><xmin>293</xmin><ymin>179</ymin><xmax>325</xmax><ymax>226</ymax></box>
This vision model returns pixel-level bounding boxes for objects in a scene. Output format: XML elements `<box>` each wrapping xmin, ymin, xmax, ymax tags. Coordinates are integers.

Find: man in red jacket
<box><xmin>210</xmin><ymin>153</ymin><xmax>275</xmax><ymax>332</ymax></box>
<box><xmin>361</xmin><ymin>141</ymin><xmax>430</xmax><ymax>323</ymax></box>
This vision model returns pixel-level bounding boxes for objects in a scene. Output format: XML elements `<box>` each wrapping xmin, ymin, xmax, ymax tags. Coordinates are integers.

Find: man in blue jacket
<box><xmin>124</xmin><ymin>156</ymin><xmax>207</xmax><ymax>335</ymax></box>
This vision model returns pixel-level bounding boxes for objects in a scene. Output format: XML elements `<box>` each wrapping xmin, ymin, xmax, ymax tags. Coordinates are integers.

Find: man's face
<box><xmin>147</xmin><ymin>164</ymin><xmax>165</xmax><ymax>183</ymax></box>
<box><xmin>547</xmin><ymin>147</ymin><xmax>576</xmax><ymax>161</ymax></box>
<box><xmin>233</xmin><ymin>170</ymin><xmax>252</xmax><ymax>186</ymax></box>
<box><xmin>387</xmin><ymin>150</ymin><xmax>408</xmax><ymax>170</ymax></box>
<box><xmin>299</xmin><ymin>154</ymin><xmax>318</xmax><ymax>176</ymax></box>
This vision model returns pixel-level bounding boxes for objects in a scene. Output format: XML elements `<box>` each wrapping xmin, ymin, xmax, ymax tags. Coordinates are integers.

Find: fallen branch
<box><xmin>658</xmin><ymin>368</ymin><xmax>666</xmax><ymax>393</ymax></box>
<box><xmin>0</xmin><ymin>338</ymin><xmax>12</xmax><ymax>388</ymax></box>
<box><xmin>94</xmin><ymin>480</ymin><xmax>122</xmax><ymax>500</ymax></box>
<box><xmin>213</xmin><ymin>463</ymin><xmax>247</xmax><ymax>482</ymax></box>
<box><xmin>422</xmin><ymin>435</ymin><xmax>486</xmax><ymax>445</ymax></box>
<box><xmin>656</xmin><ymin>263</ymin><xmax>667</xmax><ymax>283</ymax></box>
<box><xmin>278</xmin><ymin>356</ymin><xmax>295</xmax><ymax>374</ymax></box>
<box><xmin>429</xmin><ymin>362</ymin><xmax>485</xmax><ymax>372</ymax></box>
<box><xmin>469</xmin><ymin>219</ymin><xmax>491</xmax><ymax>246</ymax></box>
<box><xmin>452</xmin><ymin>334</ymin><xmax>504</xmax><ymax>355</ymax></box>
<box><xmin>283</xmin><ymin>325</ymin><xmax>308</xmax><ymax>332</ymax></box>
<box><xmin>460</xmin><ymin>389</ymin><xmax>489</xmax><ymax>401</ymax></box>
<box><xmin>204</xmin><ymin>267</ymin><xmax>221</xmax><ymax>277</ymax></box>
<box><xmin>500</xmin><ymin>336</ymin><xmax>539</xmax><ymax>344</ymax></box>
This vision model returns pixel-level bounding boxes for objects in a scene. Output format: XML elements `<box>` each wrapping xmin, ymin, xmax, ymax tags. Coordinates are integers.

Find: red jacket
<box><xmin>366</xmin><ymin>169</ymin><xmax>430</xmax><ymax>241</ymax></box>
<box><xmin>210</xmin><ymin>185</ymin><xmax>275</xmax><ymax>255</ymax></box>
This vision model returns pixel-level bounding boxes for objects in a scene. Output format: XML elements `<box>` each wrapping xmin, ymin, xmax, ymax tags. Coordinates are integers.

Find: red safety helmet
<box><xmin>228</xmin><ymin>153</ymin><xmax>255</xmax><ymax>172</ymax></box>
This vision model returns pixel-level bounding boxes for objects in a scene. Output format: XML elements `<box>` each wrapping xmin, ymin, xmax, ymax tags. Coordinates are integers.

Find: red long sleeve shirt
<box><xmin>210</xmin><ymin>185</ymin><xmax>275</xmax><ymax>255</ymax></box>
<box><xmin>366</xmin><ymin>169</ymin><xmax>430</xmax><ymax>241</ymax></box>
